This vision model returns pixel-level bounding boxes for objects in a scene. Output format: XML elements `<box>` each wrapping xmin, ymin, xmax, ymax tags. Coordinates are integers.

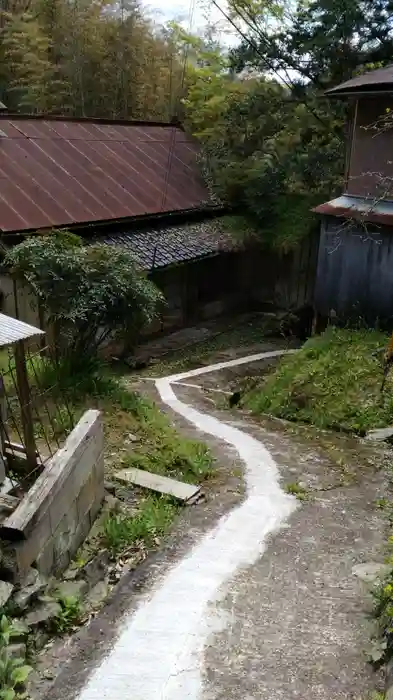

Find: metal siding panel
<box><xmin>315</xmin><ymin>217</ymin><xmax>393</xmax><ymax>321</ymax></box>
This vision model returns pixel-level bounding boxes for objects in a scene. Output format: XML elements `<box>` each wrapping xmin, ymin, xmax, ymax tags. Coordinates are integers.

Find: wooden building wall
<box><xmin>347</xmin><ymin>96</ymin><xmax>393</xmax><ymax>199</ymax></box>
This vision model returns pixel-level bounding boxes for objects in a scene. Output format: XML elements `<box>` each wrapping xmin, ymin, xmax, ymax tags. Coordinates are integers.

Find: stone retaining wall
<box><xmin>0</xmin><ymin>410</ymin><xmax>104</xmax><ymax>581</ymax></box>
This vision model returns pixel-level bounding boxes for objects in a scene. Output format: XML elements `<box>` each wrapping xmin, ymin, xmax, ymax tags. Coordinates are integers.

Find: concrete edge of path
<box><xmin>73</xmin><ymin>349</ymin><xmax>297</xmax><ymax>699</ymax></box>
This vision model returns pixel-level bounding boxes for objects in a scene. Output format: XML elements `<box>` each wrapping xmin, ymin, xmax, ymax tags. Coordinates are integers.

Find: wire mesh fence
<box><xmin>0</xmin><ymin>343</ymin><xmax>76</xmax><ymax>486</ymax></box>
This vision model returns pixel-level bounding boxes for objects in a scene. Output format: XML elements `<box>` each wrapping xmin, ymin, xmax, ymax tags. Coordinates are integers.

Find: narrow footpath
<box><xmin>45</xmin><ymin>351</ymin><xmax>387</xmax><ymax>700</ymax></box>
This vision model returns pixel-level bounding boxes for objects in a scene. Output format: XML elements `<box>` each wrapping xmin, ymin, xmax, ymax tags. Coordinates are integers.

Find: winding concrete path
<box><xmin>76</xmin><ymin>351</ymin><xmax>297</xmax><ymax>699</ymax></box>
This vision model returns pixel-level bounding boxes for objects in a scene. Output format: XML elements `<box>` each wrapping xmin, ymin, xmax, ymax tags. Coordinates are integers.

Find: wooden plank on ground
<box><xmin>115</xmin><ymin>468</ymin><xmax>201</xmax><ymax>503</ymax></box>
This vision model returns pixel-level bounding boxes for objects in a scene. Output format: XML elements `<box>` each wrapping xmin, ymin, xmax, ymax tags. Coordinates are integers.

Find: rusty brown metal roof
<box><xmin>313</xmin><ymin>194</ymin><xmax>393</xmax><ymax>225</ymax></box>
<box><xmin>326</xmin><ymin>65</ymin><xmax>393</xmax><ymax>97</ymax></box>
<box><xmin>0</xmin><ymin>116</ymin><xmax>211</xmax><ymax>233</ymax></box>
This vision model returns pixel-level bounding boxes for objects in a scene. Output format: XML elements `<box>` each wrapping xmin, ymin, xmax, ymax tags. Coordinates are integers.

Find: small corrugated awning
<box><xmin>313</xmin><ymin>194</ymin><xmax>393</xmax><ymax>226</ymax></box>
<box><xmin>0</xmin><ymin>313</ymin><xmax>44</xmax><ymax>348</ymax></box>
<box><xmin>91</xmin><ymin>219</ymin><xmax>237</xmax><ymax>270</ymax></box>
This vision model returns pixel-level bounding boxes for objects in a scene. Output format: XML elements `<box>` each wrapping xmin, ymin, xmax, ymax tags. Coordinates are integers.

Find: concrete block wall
<box><xmin>0</xmin><ymin>410</ymin><xmax>104</xmax><ymax>581</ymax></box>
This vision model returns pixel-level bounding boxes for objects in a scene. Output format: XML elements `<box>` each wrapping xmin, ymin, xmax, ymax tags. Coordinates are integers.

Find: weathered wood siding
<box><xmin>149</xmin><ymin>236</ymin><xmax>319</xmax><ymax>335</ymax></box>
<box><xmin>347</xmin><ymin>97</ymin><xmax>393</xmax><ymax>199</ymax></box>
<box><xmin>315</xmin><ymin>216</ymin><xmax>393</xmax><ymax>323</ymax></box>
<box><xmin>0</xmin><ymin>410</ymin><xmax>104</xmax><ymax>580</ymax></box>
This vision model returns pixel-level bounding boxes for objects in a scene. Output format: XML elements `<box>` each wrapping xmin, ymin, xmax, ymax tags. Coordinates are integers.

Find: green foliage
<box><xmin>120</xmin><ymin>397</ymin><xmax>213</xmax><ymax>483</ymax></box>
<box><xmin>4</xmin><ymin>230</ymin><xmax>164</xmax><ymax>362</ymax></box>
<box><xmin>284</xmin><ymin>482</ymin><xmax>309</xmax><ymax>501</ymax></box>
<box><xmin>245</xmin><ymin>327</ymin><xmax>393</xmax><ymax>434</ymax></box>
<box><xmin>182</xmin><ymin>0</ymin><xmax>393</xmax><ymax>249</ymax></box>
<box><xmin>0</xmin><ymin>616</ymin><xmax>32</xmax><ymax>699</ymax></box>
<box><xmin>184</xmin><ymin>49</ymin><xmax>344</xmax><ymax>248</ymax></box>
<box><xmin>51</xmin><ymin>596</ymin><xmax>82</xmax><ymax>634</ymax></box>
<box><xmin>32</xmin><ymin>353</ymin><xmax>213</xmax><ymax>490</ymax></box>
<box><xmin>0</xmin><ymin>0</ymin><xmax>184</xmax><ymax>118</ymax></box>
<box><xmin>372</xmin><ymin>573</ymin><xmax>393</xmax><ymax>665</ymax></box>
<box><xmin>231</xmin><ymin>0</ymin><xmax>393</xmax><ymax>90</ymax></box>
<box><xmin>103</xmin><ymin>496</ymin><xmax>177</xmax><ymax>555</ymax></box>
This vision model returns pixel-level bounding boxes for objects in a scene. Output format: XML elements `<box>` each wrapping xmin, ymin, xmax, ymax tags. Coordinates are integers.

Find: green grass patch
<box><xmin>34</xmin><ymin>357</ymin><xmax>214</xmax><ymax>484</ymax></box>
<box><xmin>102</xmin><ymin>495</ymin><xmax>177</xmax><ymax>555</ymax></box>
<box><xmin>31</xmin><ymin>356</ymin><xmax>213</xmax><ymax>557</ymax></box>
<box><xmin>284</xmin><ymin>482</ymin><xmax>309</xmax><ymax>501</ymax></box>
<box><xmin>119</xmin><ymin>400</ymin><xmax>213</xmax><ymax>483</ymax></box>
<box><xmin>245</xmin><ymin>327</ymin><xmax>392</xmax><ymax>435</ymax></box>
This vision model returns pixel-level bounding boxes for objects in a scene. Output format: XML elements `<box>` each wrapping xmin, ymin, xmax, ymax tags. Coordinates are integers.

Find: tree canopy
<box><xmin>4</xmin><ymin>232</ymin><xmax>164</xmax><ymax>360</ymax></box>
<box><xmin>0</xmin><ymin>0</ymin><xmax>184</xmax><ymax>118</ymax></box>
<box><xmin>181</xmin><ymin>0</ymin><xmax>393</xmax><ymax>248</ymax></box>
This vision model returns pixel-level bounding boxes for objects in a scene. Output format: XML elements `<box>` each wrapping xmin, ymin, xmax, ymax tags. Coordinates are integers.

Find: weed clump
<box><xmin>103</xmin><ymin>496</ymin><xmax>176</xmax><ymax>555</ymax></box>
<box><xmin>245</xmin><ymin>327</ymin><xmax>393</xmax><ymax>434</ymax></box>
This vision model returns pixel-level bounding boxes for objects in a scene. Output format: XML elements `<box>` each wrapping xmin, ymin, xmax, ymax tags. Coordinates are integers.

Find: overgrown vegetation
<box><xmin>31</xmin><ymin>355</ymin><xmax>213</xmax><ymax>557</ymax></box>
<box><xmin>50</xmin><ymin>596</ymin><xmax>83</xmax><ymax>635</ymax></box>
<box><xmin>181</xmin><ymin>0</ymin><xmax>393</xmax><ymax>248</ymax></box>
<box><xmin>0</xmin><ymin>615</ymin><xmax>32</xmax><ymax>699</ymax></box>
<box><xmin>4</xmin><ymin>231</ymin><xmax>163</xmax><ymax>362</ymax></box>
<box><xmin>284</xmin><ymin>482</ymin><xmax>309</xmax><ymax>501</ymax></box>
<box><xmin>103</xmin><ymin>496</ymin><xmax>177</xmax><ymax>555</ymax></box>
<box><xmin>245</xmin><ymin>327</ymin><xmax>392</xmax><ymax>435</ymax></box>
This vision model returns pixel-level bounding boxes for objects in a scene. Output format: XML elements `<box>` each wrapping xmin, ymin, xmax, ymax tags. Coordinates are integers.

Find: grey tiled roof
<box><xmin>92</xmin><ymin>219</ymin><xmax>236</xmax><ymax>270</ymax></box>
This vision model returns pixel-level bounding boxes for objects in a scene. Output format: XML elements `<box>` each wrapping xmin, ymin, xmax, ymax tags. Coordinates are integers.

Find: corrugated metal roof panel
<box><xmin>91</xmin><ymin>219</ymin><xmax>237</xmax><ymax>269</ymax></box>
<box><xmin>0</xmin><ymin>117</ymin><xmax>211</xmax><ymax>233</ymax></box>
<box><xmin>313</xmin><ymin>194</ymin><xmax>393</xmax><ymax>225</ymax></box>
<box><xmin>326</xmin><ymin>65</ymin><xmax>393</xmax><ymax>96</ymax></box>
<box><xmin>0</xmin><ymin>313</ymin><xmax>44</xmax><ymax>347</ymax></box>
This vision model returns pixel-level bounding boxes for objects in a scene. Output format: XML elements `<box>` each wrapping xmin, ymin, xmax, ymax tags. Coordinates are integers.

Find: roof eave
<box><xmin>313</xmin><ymin>200</ymin><xmax>393</xmax><ymax>226</ymax></box>
<box><xmin>326</xmin><ymin>88</ymin><xmax>393</xmax><ymax>99</ymax></box>
<box><xmin>0</xmin><ymin>204</ymin><xmax>227</xmax><ymax>239</ymax></box>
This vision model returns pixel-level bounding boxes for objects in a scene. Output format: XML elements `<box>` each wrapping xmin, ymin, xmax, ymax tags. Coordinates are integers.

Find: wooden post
<box><xmin>14</xmin><ymin>341</ymin><xmax>37</xmax><ymax>473</ymax></box>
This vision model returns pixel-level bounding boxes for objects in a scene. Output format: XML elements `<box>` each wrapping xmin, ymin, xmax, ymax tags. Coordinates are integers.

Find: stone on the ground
<box><xmin>104</xmin><ymin>480</ymin><xmax>117</xmax><ymax>495</ymax></box>
<box><xmin>125</xmin><ymin>433</ymin><xmax>138</xmax><ymax>444</ymax></box>
<box><xmin>63</xmin><ymin>567</ymin><xmax>78</xmax><ymax>581</ymax></box>
<box><xmin>0</xmin><ymin>580</ymin><xmax>13</xmax><ymax>607</ymax></box>
<box><xmin>104</xmin><ymin>493</ymin><xmax>122</xmax><ymax>513</ymax></box>
<box><xmin>13</xmin><ymin>568</ymin><xmax>47</xmax><ymax>611</ymax></box>
<box><xmin>55</xmin><ymin>580</ymin><xmax>88</xmax><ymax>600</ymax></box>
<box><xmin>24</xmin><ymin>599</ymin><xmax>61</xmax><ymax>627</ymax></box>
<box><xmin>8</xmin><ymin>643</ymin><xmax>26</xmax><ymax>659</ymax></box>
<box><xmin>86</xmin><ymin>580</ymin><xmax>109</xmax><ymax>609</ymax></box>
<box><xmin>10</xmin><ymin>619</ymin><xmax>29</xmax><ymax>641</ymax></box>
<box><xmin>34</xmin><ymin>629</ymin><xmax>50</xmax><ymax>650</ymax></box>
<box><xmin>352</xmin><ymin>561</ymin><xmax>391</xmax><ymax>583</ymax></box>
<box><xmin>81</xmin><ymin>551</ymin><xmax>110</xmax><ymax>588</ymax></box>
<box><xmin>365</xmin><ymin>427</ymin><xmax>393</xmax><ymax>442</ymax></box>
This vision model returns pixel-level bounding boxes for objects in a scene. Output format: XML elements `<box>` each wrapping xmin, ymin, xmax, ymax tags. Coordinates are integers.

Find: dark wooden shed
<box><xmin>313</xmin><ymin>65</ymin><xmax>393</xmax><ymax>324</ymax></box>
